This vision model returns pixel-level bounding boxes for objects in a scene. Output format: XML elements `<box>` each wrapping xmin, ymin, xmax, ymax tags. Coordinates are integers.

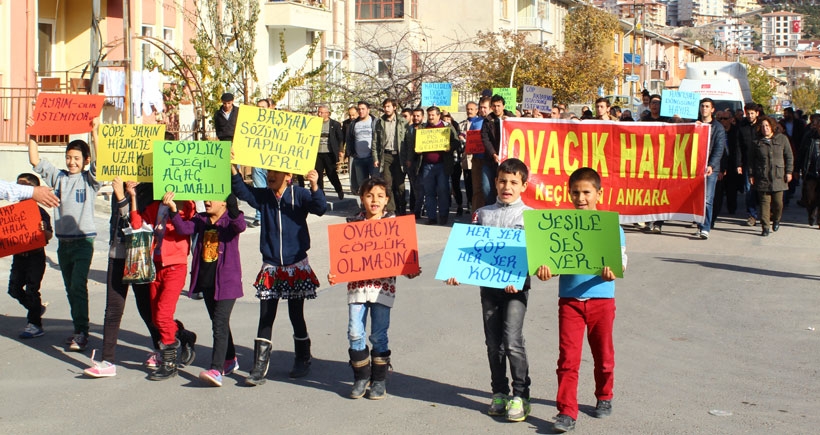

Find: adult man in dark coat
<box><xmin>315</xmin><ymin>105</ymin><xmax>345</xmax><ymax>199</ymax></box>
<box><xmin>214</xmin><ymin>92</ymin><xmax>238</xmax><ymax>141</ymax></box>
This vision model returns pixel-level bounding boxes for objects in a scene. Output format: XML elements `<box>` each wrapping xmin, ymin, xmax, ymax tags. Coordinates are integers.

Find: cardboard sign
<box><xmin>500</xmin><ymin>118</ymin><xmax>711</xmax><ymax>224</ymax></box>
<box><xmin>492</xmin><ymin>87</ymin><xmax>518</xmax><ymax>106</ymax></box>
<box><xmin>522</xmin><ymin>85</ymin><xmax>553</xmax><ymax>111</ymax></box>
<box><xmin>0</xmin><ymin>200</ymin><xmax>47</xmax><ymax>258</ymax></box>
<box><xmin>660</xmin><ymin>90</ymin><xmax>700</xmax><ymax>120</ymax></box>
<box><xmin>523</xmin><ymin>209</ymin><xmax>623</xmax><ymax>277</ymax></box>
<box><xmin>415</xmin><ymin>128</ymin><xmax>451</xmax><ymax>153</ymax></box>
<box><xmin>439</xmin><ymin>91</ymin><xmax>460</xmax><ymax>114</ymax></box>
<box><xmin>96</xmin><ymin>124</ymin><xmax>166</xmax><ymax>182</ymax></box>
<box><xmin>421</xmin><ymin>82</ymin><xmax>452</xmax><ymax>107</ymax></box>
<box><xmin>434</xmin><ymin>223</ymin><xmax>528</xmax><ymax>289</ymax></box>
<box><xmin>465</xmin><ymin>130</ymin><xmax>484</xmax><ymax>154</ymax></box>
<box><xmin>233</xmin><ymin>106</ymin><xmax>322</xmax><ymax>175</ymax></box>
<box><xmin>328</xmin><ymin>215</ymin><xmax>420</xmax><ymax>283</ymax></box>
<box><xmin>27</xmin><ymin>93</ymin><xmax>105</xmax><ymax>135</ymax></box>
<box><xmin>152</xmin><ymin>140</ymin><xmax>231</xmax><ymax>200</ymax></box>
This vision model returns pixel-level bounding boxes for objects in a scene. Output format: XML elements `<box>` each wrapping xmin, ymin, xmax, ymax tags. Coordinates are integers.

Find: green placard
<box><xmin>523</xmin><ymin>209</ymin><xmax>623</xmax><ymax>277</ymax></box>
<box><xmin>492</xmin><ymin>87</ymin><xmax>518</xmax><ymax>106</ymax></box>
<box><xmin>152</xmin><ymin>140</ymin><xmax>232</xmax><ymax>200</ymax></box>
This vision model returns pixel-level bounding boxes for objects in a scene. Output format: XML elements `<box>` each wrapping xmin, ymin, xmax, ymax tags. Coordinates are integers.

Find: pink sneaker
<box><xmin>199</xmin><ymin>369</ymin><xmax>223</xmax><ymax>387</ymax></box>
<box><xmin>223</xmin><ymin>356</ymin><xmax>239</xmax><ymax>375</ymax></box>
<box><xmin>84</xmin><ymin>350</ymin><xmax>116</xmax><ymax>378</ymax></box>
<box><xmin>145</xmin><ymin>351</ymin><xmax>161</xmax><ymax>369</ymax></box>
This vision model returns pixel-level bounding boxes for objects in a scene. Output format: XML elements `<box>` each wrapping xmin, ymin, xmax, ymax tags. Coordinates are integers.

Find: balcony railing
<box><xmin>650</xmin><ymin>60</ymin><xmax>667</xmax><ymax>70</ymax></box>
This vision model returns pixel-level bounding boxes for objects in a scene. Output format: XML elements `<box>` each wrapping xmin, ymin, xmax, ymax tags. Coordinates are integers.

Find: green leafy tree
<box><xmin>791</xmin><ymin>77</ymin><xmax>820</xmax><ymax>113</ymax></box>
<box><xmin>742</xmin><ymin>59</ymin><xmax>776</xmax><ymax>112</ymax></box>
<box><xmin>471</xmin><ymin>6</ymin><xmax>620</xmax><ymax>105</ymax></box>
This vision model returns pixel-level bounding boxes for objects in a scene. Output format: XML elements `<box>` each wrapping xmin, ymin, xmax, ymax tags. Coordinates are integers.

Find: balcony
<box><xmin>650</xmin><ymin>60</ymin><xmax>668</xmax><ymax>71</ymax></box>
<box><xmin>264</xmin><ymin>0</ymin><xmax>332</xmax><ymax>32</ymax></box>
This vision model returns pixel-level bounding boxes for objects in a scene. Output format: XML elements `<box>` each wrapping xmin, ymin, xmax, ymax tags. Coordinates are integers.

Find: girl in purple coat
<box><xmin>166</xmin><ymin>192</ymin><xmax>246</xmax><ymax>387</ymax></box>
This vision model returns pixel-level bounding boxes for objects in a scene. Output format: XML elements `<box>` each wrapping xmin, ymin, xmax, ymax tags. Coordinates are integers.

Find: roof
<box><xmin>761</xmin><ymin>11</ymin><xmax>803</xmax><ymax>17</ymax></box>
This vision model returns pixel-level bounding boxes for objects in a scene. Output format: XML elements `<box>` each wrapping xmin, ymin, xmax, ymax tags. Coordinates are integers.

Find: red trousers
<box><xmin>556</xmin><ymin>298</ymin><xmax>615</xmax><ymax>419</ymax></box>
<box><xmin>150</xmin><ymin>263</ymin><xmax>187</xmax><ymax>345</ymax></box>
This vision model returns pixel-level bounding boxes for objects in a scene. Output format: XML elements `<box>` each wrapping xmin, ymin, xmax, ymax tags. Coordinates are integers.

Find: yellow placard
<box><xmin>415</xmin><ymin>127</ymin><xmax>451</xmax><ymax>153</ymax></box>
<box><xmin>440</xmin><ymin>91</ymin><xmax>459</xmax><ymax>114</ymax></box>
<box><xmin>96</xmin><ymin>124</ymin><xmax>165</xmax><ymax>182</ymax></box>
<box><xmin>232</xmin><ymin>105</ymin><xmax>323</xmax><ymax>175</ymax></box>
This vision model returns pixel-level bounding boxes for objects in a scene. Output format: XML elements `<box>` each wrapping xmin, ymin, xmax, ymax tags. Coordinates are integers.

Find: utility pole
<box><xmin>123</xmin><ymin>0</ymin><xmax>132</xmax><ymax>124</ymax></box>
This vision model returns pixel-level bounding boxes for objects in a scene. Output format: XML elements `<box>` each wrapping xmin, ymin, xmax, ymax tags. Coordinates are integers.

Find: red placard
<box><xmin>27</xmin><ymin>93</ymin><xmax>105</xmax><ymax>135</ymax></box>
<box><xmin>328</xmin><ymin>214</ymin><xmax>420</xmax><ymax>283</ymax></box>
<box><xmin>500</xmin><ymin>119</ymin><xmax>710</xmax><ymax>224</ymax></box>
<box><xmin>0</xmin><ymin>200</ymin><xmax>47</xmax><ymax>258</ymax></box>
<box><xmin>465</xmin><ymin>130</ymin><xmax>484</xmax><ymax>154</ymax></box>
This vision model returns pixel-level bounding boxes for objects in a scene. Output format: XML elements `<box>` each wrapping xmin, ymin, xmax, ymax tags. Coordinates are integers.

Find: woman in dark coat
<box><xmin>749</xmin><ymin>116</ymin><xmax>794</xmax><ymax>236</ymax></box>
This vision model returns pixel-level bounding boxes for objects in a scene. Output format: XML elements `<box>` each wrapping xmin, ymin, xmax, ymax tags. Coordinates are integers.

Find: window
<box><xmin>500</xmin><ymin>0</ymin><xmax>509</xmax><ymax>19</ymax></box>
<box><xmin>411</xmin><ymin>51</ymin><xmax>421</xmax><ymax>74</ymax></box>
<box><xmin>356</xmin><ymin>0</ymin><xmax>416</xmax><ymax>20</ymax></box>
<box><xmin>141</xmin><ymin>26</ymin><xmax>154</xmax><ymax>68</ymax></box>
<box><xmin>614</xmin><ymin>33</ymin><xmax>620</xmax><ymax>54</ymax></box>
<box><xmin>163</xmin><ymin>28</ymin><xmax>174</xmax><ymax>70</ymax></box>
<box><xmin>377</xmin><ymin>49</ymin><xmax>392</xmax><ymax>77</ymax></box>
<box><xmin>326</xmin><ymin>49</ymin><xmax>343</xmax><ymax>83</ymax></box>
<box><xmin>37</xmin><ymin>21</ymin><xmax>55</xmax><ymax>76</ymax></box>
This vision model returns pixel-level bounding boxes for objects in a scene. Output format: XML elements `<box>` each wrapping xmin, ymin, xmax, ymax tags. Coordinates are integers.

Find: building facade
<box><xmin>761</xmin><ymin>11</ymin><xmax>803</xmax><ymax>55</ymax></box>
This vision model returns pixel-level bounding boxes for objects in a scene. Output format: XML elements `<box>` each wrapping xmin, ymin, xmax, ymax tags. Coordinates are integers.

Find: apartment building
<box><xmin>714</xmin><ymin>18</ymin><xmax>754</xmax><ymax>53</ymax></box>
<box><xmin>761</xmin><ymin>11</ymin><xmax>803</xmax><ymax>55</ymax></box>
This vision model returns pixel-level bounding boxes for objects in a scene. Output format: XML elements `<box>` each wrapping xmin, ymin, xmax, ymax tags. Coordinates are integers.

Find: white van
<box><xmin>678</xmin><ymin>61</ymin><xmax>752</xmax><ymax>113</ymax></box>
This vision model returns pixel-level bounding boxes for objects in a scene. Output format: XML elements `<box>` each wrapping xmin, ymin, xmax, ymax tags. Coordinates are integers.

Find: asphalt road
<box><xmin>1</xmin><ymin>188</ymin><xmax>819</xmax><ymax>434</ymax></box>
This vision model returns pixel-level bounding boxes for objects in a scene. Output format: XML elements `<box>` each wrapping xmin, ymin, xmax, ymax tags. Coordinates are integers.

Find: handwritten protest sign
<box><xmin>27</xmin><ymin>93</ymin><xmax>105</xmax><ymax>136</ymax></box>
<box><xmin>435</xmin><ymin>223</ymin><xmax>528</xmax><ymax>289</ymax></box>
<box><xmin>328</xmin><ymin>215</ymin><xmax>419</xmax><ymax>283</ymax></box>
<box><xmin>233</xmin><ymin>106</ymin><xmax>322</xmax><ymax>175</ymax></box>
<box><xmin>96</xmin><ymin>124</ymin><xmax>165</xmax><ymax>182</ymax></box>
<box><xmin>660</xmin><ymin>90</ymin><xmax>700</xmax><ymax>119</ymax></box>
<box><xmin>421</xmin><ymin>82</ymin><xmax>452</xmax><ymax>107</ymax></box>
<box><xmin>0</xmin><ymin>200</ymin><xmax>47</xmax><ymax>258</ymax></box>
<box><xmin>522</xmin><ymin>85</ymin><xmax>553</xmax><ymax>111</ymax></box>
<box><xmin>523</xmin><ymin>209</ymin><xmax>623</xmax><ymax>277</ymax></box>
<box><xmin>492</xmin><ymin>87</ymin><xmax>517</xmax><ymax>106</ymax></box>
<box><xmin>439</xmin><ymin>91</ymin><xmax>460</xmax><ymax>114</ymax></box>
<box><xmin>152</xmin><ymin>140</ymin><xmax>231</xmax><ymax>200</ymax></box>
<box><xmin>465</xmin><ymin>130</ymin><xmax>484</xmax><ymax>154</ymax></box>
<box><xmin>500</xmin><ymin>118</ymin><xmax>711</xmax><ymax>224</ymax></box>
<box><xmin>415</xmin><ymin>128</ymin><xmax>451</xmax><ymax>152</ymax></box>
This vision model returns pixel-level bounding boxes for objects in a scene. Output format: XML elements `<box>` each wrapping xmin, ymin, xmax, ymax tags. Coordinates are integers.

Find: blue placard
<box><xmin>660</xmin><ymin>90</ymin><xmax>700</xmax><ymax>120</ymax></box>
<box><xmin>421</xmin><ymin>82</ymin><xmax>452</xmax><ymax>107</ymax></box>
<box><xmin>435</xmin><ymin>223</ymin><xmax>529</xmax><ymax>289</ymax></box>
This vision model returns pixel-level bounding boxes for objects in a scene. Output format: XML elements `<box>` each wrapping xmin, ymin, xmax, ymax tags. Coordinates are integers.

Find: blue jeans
<box><xmin>480</xmin><ymin>287</ymin><xmax>531</xmax><ymax>398</ymax></box>
<box><xmin>699</xmin><ymin>172</ymin><xmax>718</xmax><ymax>233</ymax></box>
<box><xmin>743</xmin><ymin>172</ymin><xmax>758</xmax><ymax>219</ymax></box>
<box><xmin>481</xmin><ymin>160</ymin><xmax>498</xmax><ymax>205</ymax></box>
<box><xmin>252</xmin><ymin>167</ymin><xmax>267</xmax><ymax>221</ymax></box>
<box><xmin>348</xmin><ymin>302</ymin><xmax>391</xmax><ymax>353</ymax></box>
<box><xmin>422</xmin><ymin>162</ymin><xmax>449</xmax><ymax>221</ymax></box>
<box><xmin>351</xmin><ymin>156</ymin><xmax>376</xmax><ymax>195</ymax></box>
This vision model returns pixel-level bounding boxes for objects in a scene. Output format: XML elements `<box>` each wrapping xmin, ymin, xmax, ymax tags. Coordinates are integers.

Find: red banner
<box><xmin>465</xmin><ymin>130</ymin><xmax>483</xmax><ymax>154</ymax></box>
<box><xmin>328</xmin><ymin>215</ymin><xmax>420</xmax><ymax>283</ymax></box>
<box><xmin>500</xmin><ymin>119</ymin><xmax>711</xmax><ymax>223</ymax></box>
<box><xmin>27</xmin><ymin>93</ymin><xmax>105</xmax><ymax>135</ymax></box>
<box><xmin>0</xmin><ymin>200</ymin><xmax>47</xmax><ymax>258</ymax></box>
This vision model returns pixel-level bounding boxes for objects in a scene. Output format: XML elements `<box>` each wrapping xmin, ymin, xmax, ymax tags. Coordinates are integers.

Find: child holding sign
<box><xmin>444</xmin><ymin>158</ymin><xmax>534</xmax><ymax>422</ymax></box>
<box><xmin>231</xmin><ymin>167</ymin><xmax>327</xmax><ymax>386</ymax></box>
<box><xmin>27</xmin><ymin>117</ymin><xmax>100</xmax><ymax>352</ymax></box>
<box><xmin>128</xmin><ymin>184</ymin><xmax>197</xmax><ymax>381</ymax></box>
<box><xmin>9</xmin><ymin>174</ymin><xmax>53</xmax><ymax>339</ymax></box>
<box><xmin>167</xmin><ymin>192</ymin><xmax>245</xmax><ymax>387</ymax></box>
<box><xmin>535</xmin><ymin>167</ymin><xmax>627</xmax><ymax>433</ymax></box>
<box><xmin>327</xmin><ymin>177</ymin><xmax>421</xmax><ymax>399</ymax></box>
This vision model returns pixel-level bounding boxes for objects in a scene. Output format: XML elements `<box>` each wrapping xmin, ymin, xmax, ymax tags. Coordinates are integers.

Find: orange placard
<box><xmin>465</xmin><ymin>130</ymin><xmax>483</xmax><ymax>154</ymax></box>
<box><xmin>0</xmin><ymin>200</ymin><xmax>47</xmax><ymax>258</ymax></box>
<box><xmin>328</xmin><ymin>214</ymin><xmax>420</xmax><ymax>283</ymax></box>
<box><xmin>27</xmin><ymin>93</ymin><xmax>105</xmax><ymax>135</ymax></box>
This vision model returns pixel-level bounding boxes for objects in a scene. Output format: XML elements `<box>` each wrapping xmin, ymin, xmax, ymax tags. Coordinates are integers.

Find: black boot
<box><xmin>348</xmin><ymin>347</ymin><xmax>370</xmax><ymax>399</ymax></box>
<box><xmin>149</xmin><ymin>340</ymin><xmax>179</xmax><ymax>381</ymax></box>
<box><xmin>245</xmin><ymin>338</ymin><xmax>272</xmax><ymax>386</ymax></box>
<box><xmin>289</xmin><ymin>336</ymin><xmax>312</xmax><ymax>378</ymax></box>
<box><xmin>368</xmin><ymin>349</ymin><xmax>391</xmax><ymax>400</ymax></box>
<box><xmin>175</xmin><ymin>319</ymin><xmax>197</xmax><ymax>367</ymax></box>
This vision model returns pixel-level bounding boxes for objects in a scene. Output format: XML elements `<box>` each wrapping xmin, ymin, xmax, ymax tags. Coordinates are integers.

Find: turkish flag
<box><xmin>793</xmin><ymin>20</ymin><xmax>801</xmax><ymax>33</ymax></box>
